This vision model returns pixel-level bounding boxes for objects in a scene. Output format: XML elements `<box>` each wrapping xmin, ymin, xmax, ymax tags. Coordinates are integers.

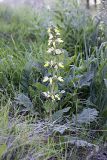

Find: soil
<box><xmin>88</xmin><ymin>146</ymin><xmax>107</xmax><ymax>160</ymax></box>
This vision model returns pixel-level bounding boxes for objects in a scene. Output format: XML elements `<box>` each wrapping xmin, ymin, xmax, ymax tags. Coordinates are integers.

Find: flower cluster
<box><xmin>43</xmin><ymin>75</ymin><xmax>64</xmax><ymax>84</ymax></box>
<box><xmin>47</xmin><ymin>26</ymin><xmax>64</xmax><ymax>56</ymax></box>
<box><xmin>44</xmin><ymin>61</ymin><xmax>64</xmax><ymax>70</ymax></box>
<box><xmin>43</xmin><ymin>25</ymin><xmax>64</xmax><ymax>102</ymax></box>
<box><xmin>43</xmin><ymin>91</ymin><xmax>60</xmax><ymax>101</ymax></box>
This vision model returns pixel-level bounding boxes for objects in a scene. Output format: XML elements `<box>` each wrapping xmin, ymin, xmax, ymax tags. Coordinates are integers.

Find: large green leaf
<box><xmin>52</xmin><ymin>107</ymin><xmax>71</xmax><ymax>122</ymax></box>
<box><xmin>79</xmin><ymin>71</ymin><xmax>94</xmax><ymax>88</ymax></box>
<box><xmin>15</xmin><ymin>93</ymin><xmax>33</xmax><ymax>110</ymax></box>
<box><xmin>72</xmin><ymin>108</ymin><xmax>98</xmax><ymax>124</ymax></box>
<box><xmin>34</xmin><ymin>82</ymin><xmax>48</xmax><ymax>92</ymax></box>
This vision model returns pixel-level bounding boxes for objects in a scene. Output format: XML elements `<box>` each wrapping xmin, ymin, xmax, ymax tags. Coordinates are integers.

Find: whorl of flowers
<box><xmin>43</xmin><ymin>25</ymin><xmax>65</xmax><ymax>101</ymax></box>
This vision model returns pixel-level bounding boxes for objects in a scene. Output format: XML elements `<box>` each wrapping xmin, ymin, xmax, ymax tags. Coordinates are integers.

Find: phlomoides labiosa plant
<box><xmin>43</xmin><ymin>25</ymin><xmax>65</xmax><ymax>116</ymax></box>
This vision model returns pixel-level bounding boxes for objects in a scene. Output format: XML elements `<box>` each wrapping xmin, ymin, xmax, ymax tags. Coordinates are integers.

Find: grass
<box><xmin>0</xmin><ymin>1</ymin><xmax>107</xmax><ymax>160</ymax></box>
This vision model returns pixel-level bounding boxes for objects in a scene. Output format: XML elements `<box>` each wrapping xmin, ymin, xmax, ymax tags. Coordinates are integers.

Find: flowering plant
<box><xmin>43</xmin><ymin>25</ymin><xmax>65</xmax><ymax>115</ymax></box>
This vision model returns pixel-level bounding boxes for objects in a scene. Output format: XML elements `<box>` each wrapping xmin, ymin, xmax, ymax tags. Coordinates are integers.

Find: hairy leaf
<box><xmin>52</xmin><ymin>107</ymin><xmax>71</xmax><ymax>122</ymax></box>
<box><xmin>79</xmin><ymin>71</ymin><xmax>94</xmax><ymax>88</ymax></box>
<box><xmin>15</xmin><ymin>93</ymin><xmax>33</xmax><ymax>109</ymax></box>
<box><xmin>72</xmin><ymin>108</ymin><xmax>98</xmax><ymax>124</ymax></box>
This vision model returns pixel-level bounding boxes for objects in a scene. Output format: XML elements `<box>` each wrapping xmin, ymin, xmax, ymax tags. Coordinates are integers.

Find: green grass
<box><xmin>0</xmin><ymin>1</ymin><xmax>107</xmax><ymax>160</ymax></box>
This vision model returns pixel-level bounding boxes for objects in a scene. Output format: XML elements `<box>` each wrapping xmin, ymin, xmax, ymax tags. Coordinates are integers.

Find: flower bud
<box><xmin>49</xmin><ymin>77</ymin><xmax>53</xmax><ymax>85</ymax></box>
<box><xmin>47</xmin><ymin>28</ymin><xmax>51</xmax><ymax>33</ymax></box>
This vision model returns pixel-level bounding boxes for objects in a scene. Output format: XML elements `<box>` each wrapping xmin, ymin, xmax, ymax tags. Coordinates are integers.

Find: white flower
<box><xmin>53</xmin><ymin>41</ymin><xmax>56</xmax><ymax>47</ymax></box>
<box><xmin>57</xmin><ymin>76</ymin><xmax>64</xmax><ymax>82</ymax></box>
<box><xmin>49</xmin><ymin>33</ymin><xmax>53</xmax><ymax>40</ymax></box>
<box><xmin>54</xmin><ymin>75</ymin><xmax>57</xmax><ymax>79</ymax></box>
<box><xmin>44</xmin><ymin>61</ymin><xmax>49</xmax><ymax>67</ymax></box>
<box><xmin>60</xmin><ymin>90</ymin><xmax>65</xmax><ymax>94</ymax></box>
<box><xmin>43</xmin><ymin>91</ymin><xmax>50</xmax><ymax>98</ymax></box>
<box><xmin>56</xmin><ymin>38</ymin><xmax>63</xmax><ymax>43</ymax></box>
<box><xmin>55</xmin><ymin>94</ymin><xmax>60</xmax><ymax>100</ymax></box>
<box><xmin>54</xmin><ymin>64</ymin><xmax>58</xmax><ymax>70</ymax></box>
<box><xmin>49</xmin><ymin>77</ymin><xmax>53</xmax><ymax>85</ymax></box>
<box><xmin>58</xmin><ymin>62</ymin><xmax>64</xmax><ymax>68</ymax></box>
<box><xmin>50</xmin><ymin>60</ymin><xmax>54</xmax><ymax>66</ymax></box>
<box><xmin>55</xmin><ymin>28</ymin><xmax>60</xmax><ymax>35</ymax></box>
<box><xmin>43</xmin><ymin>76</ymin><xmax>49</xmax><ymax>82</ymax></box>
<box><xmin>51</xmin><ymin>95</ymin><xmax>55</xmax><ymax>101</ymax></box>
<box><xmin>47</xmin><ymin>47</ymin><xmax>54</xmax><ymax>53</ymax></box>
<box><xmin>55</xmin><ymin>49</ymin><xmax>62</xmax><ymax>55</ymax></box>
<box><xmin>48</xmin><ymin>39</ymin><xmax>52</xmax><ymax>46</ymax></box>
